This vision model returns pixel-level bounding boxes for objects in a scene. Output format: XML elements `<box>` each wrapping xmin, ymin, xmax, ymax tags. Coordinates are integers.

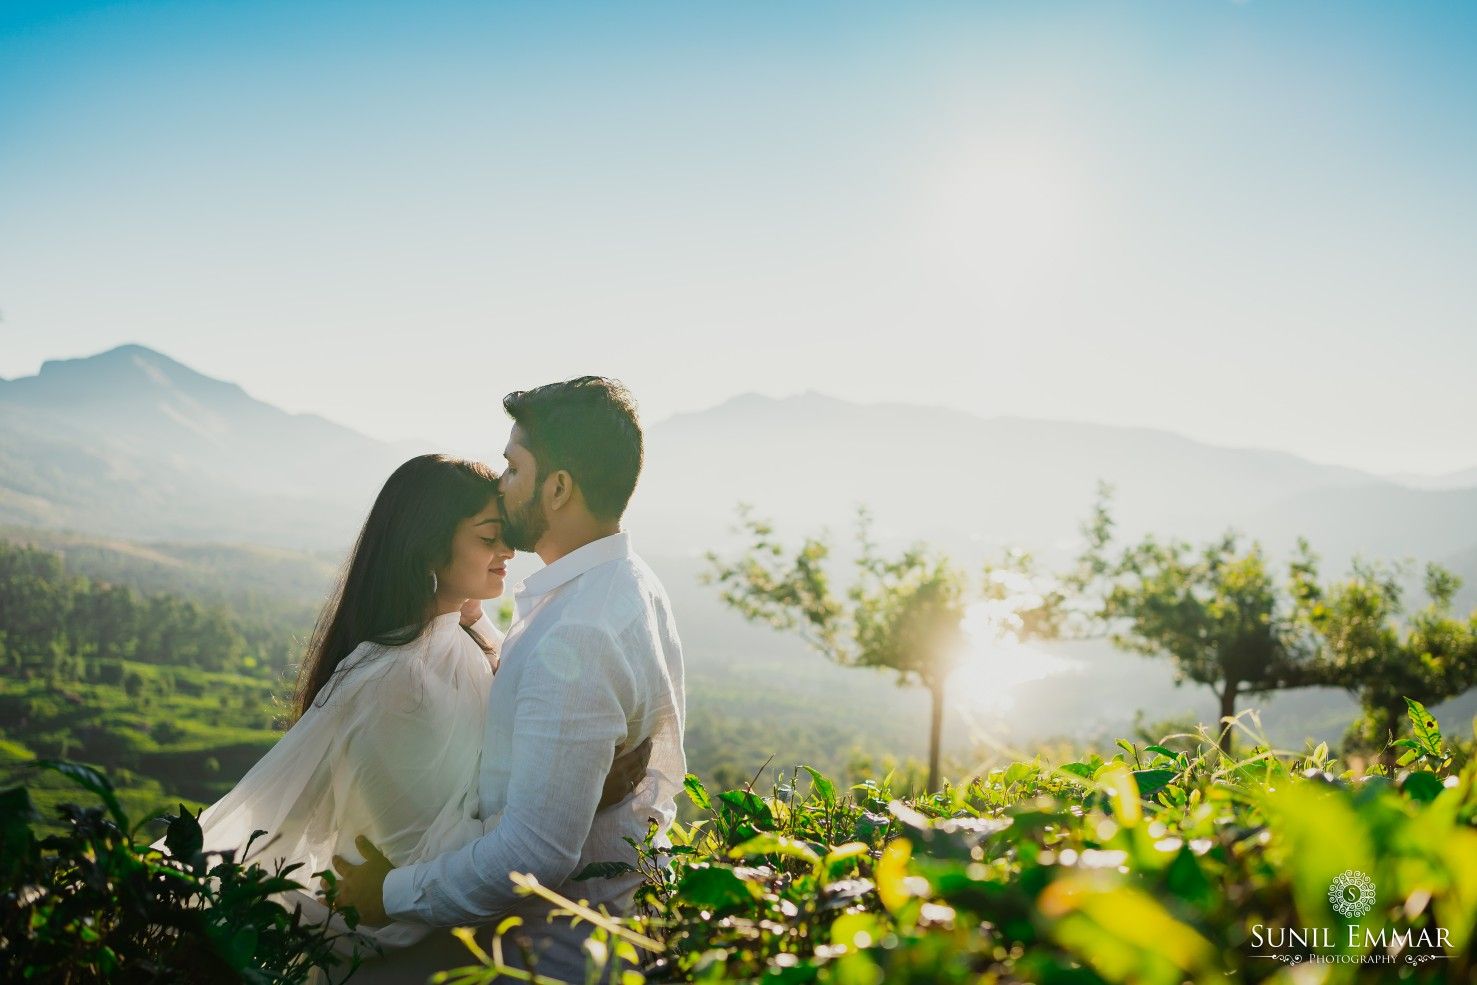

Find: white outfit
<box><xmin>382</xmin><ymin>531</ymin><xmax>687</xmax><ymax>980</ymax></box>
<box><xmin>179</xmin><ymin>610</ymin><xmax>498</xmax><ymax>974</ymax></box>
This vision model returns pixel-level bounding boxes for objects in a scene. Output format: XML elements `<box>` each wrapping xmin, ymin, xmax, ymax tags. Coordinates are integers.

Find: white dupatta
<box><xmin>177</xmin><ymin>611</ymin><xmax>497</xmax><ymax>961</ymax></box>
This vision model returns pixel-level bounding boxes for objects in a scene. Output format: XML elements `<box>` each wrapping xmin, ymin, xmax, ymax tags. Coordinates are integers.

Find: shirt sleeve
<box><xmin>383</xmin><ymin>621</ymin><xmax>633</xmax><ymax>926</ymax></box>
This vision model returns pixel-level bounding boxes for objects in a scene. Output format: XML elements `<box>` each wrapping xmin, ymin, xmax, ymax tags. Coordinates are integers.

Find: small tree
<box><xmin>1076</xmin><ymin>491</ymin><xmax>1326</xmax><ymax>754</ymax></box>
<box><xmin>1295</xmin><ymin>559</ymin><xmax>1477</xmax><ymax>763</ymax></box>
<box><xmin>706</xmin><ymin>507</ymin><xmax>969</xmax><ymax>793</ymax></box>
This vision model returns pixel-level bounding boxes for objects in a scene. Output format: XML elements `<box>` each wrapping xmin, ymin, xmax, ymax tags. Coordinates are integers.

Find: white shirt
<box><xmin>382</xmin><ymin>531</ymin><xmax>687</xmax><ymax>926</ymax></box>
<box><xmin>184</xmin><ymin>611</ymin><xmax>497</xmax><ymax>956</ymax></box>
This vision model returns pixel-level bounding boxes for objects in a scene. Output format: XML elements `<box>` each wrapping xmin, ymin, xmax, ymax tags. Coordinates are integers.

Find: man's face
<box><xmin>499</xmin><ymin>425</ymin><xmax>548</xmax><ymax>553</ymax></box>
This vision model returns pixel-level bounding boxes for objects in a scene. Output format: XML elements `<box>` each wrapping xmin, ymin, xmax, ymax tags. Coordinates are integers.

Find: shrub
<box><xmin>452</xmin><ymin>702</ymin><xmax>1477</xmax><ymax>984</ymax></box>
<box><xmin>0</xmin><ymin>760</ymin><xmax>358</xmax><ymax>984</ymax></box>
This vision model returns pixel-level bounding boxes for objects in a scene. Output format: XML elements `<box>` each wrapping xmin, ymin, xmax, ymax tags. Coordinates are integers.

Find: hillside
<box><xmin>0</xmin><ymin>525</ymin><xmax>338</xmax><ymax>617</ymax></box>
<box><xmin>8</xmin><ymin>346</ymin><xmax>1476</xmax><ymax>569</ymax></box>
<box><xmin>0</xmin><ymin>345</ymin><xmax>430</xmax><ymax>547</ymax></box>
<box><xmin>4</xmin><ymin>346</ymin><xmax>1476</xmax><ymax>758</ymax></box>
<box><xmin>12</xmin><ymin>526</ymin><xmax>1458</xmax><ymax>783</ymax></box>
<box><xmin>633</xmin><ymin>392</ymin><xmax>1397</xmax><ymax>557</ymax></box>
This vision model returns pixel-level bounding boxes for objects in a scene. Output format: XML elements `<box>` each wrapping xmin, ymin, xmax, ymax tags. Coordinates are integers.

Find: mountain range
<box><xmin>0</xmin><ymin>345</ymin><xmax>429</xmax><ymax>546</ymax></box>
<box><xmin>4</xmin><ymin>344</ymin><xmax>1475</xmax><ymax>749</ymax></box>
<box><xmin>3</xmin><ymin>344</ymin><xmax>1474</xmax><ymax>583</ymax></box>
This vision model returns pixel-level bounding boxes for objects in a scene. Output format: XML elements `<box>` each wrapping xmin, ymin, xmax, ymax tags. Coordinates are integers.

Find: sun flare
<box><xmin>951</xmin><ymin>600</ymin><xmax>1077</xmax><ymax>714</ymax></box>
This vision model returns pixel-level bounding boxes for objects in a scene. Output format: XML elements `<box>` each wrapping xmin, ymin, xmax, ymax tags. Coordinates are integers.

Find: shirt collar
<box><xmin>513</xmin><ymin>531</ymin><xmax>632</xmax><ymax>614</ymax></box>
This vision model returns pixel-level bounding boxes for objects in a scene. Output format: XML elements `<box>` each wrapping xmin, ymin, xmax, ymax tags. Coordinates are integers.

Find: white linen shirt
<box><xmin>382</xmin><ymin>531</ymin><xmax>686</xmax><ymax>926</ymax></box>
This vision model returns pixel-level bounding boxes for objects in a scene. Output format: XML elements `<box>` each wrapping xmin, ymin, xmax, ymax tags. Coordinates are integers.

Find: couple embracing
<box><xmin>190</xmin><ymin>377</ymin><xmax>686</xmax><ymax>982</ymax></box>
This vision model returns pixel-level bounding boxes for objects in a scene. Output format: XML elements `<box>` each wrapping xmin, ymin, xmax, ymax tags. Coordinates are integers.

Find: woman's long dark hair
<box><xmin>293</xmin><ymin>453</ymin><xmax>500</xmax><ymax>719</ymax></box>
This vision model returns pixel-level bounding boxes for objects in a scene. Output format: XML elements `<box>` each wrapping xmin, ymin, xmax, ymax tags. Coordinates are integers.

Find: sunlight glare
<box><xmin>952</xmin><ymin>599</ymin><xmax>1078</xmax><ymax>714</ymax></box>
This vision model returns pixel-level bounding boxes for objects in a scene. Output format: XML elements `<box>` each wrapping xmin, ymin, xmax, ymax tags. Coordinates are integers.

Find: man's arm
<box><xmin>382</xmin><ymin>622</ymin><xmax>633</xmax><ymax>926</ymax></box>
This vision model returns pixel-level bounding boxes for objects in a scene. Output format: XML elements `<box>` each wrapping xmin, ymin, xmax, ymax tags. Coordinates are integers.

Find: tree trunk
<box><xmin>927</xmin><ymin>683</ymin><xmax>944</xmax><ymax>794</ymax></box>
<box><xmin>1216</xmin><ymin>683</ymin><xmax>1238</xmax><ymax>756</ymax></box>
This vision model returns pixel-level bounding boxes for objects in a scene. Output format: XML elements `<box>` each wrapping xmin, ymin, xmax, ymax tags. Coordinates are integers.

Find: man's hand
<box><xmin>326</xmin><ymin>835</ymin><xmax>394</xmax><ymax>927</ymax></box>
<box><xmin>598</xmin><ymin>735</ymin><xmax>652</xmax><ymax>809</ymax></box>
<box><xmin>459</xmin><ymin>598</ymin><xmax>484</xmax><ymax>627</ymax></box>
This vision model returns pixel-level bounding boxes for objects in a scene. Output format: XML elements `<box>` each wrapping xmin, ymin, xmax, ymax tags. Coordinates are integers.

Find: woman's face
<box><xmin>438</xmin><ymin>497</ymin><xmax>514</xmax><ymax>601</ymax></box>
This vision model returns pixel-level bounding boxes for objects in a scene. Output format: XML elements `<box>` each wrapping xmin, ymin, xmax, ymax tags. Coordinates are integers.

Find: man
<box><xmin>334</xmin><ymin>377</ymin><xmax>687</xmax><ymax>981</ymax></box>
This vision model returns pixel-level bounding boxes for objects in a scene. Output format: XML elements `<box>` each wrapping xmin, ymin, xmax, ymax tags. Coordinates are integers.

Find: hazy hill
<box><xmin>4</xmin><ymin>345</ymin><xmax>1476</xmax><ymax>757</ymax></box>
<box><xmin>0</xmin><ymin>345</ymin><xmax>428</xmax><ymax>547</ymax></box>
<box><xmin>0</xmin><ymin>525</ymin><xmax>338</xmax><ymax>621</ymax></box>
<box><xmin>1246</xmin><ymin>483</ymin><xmax>1477</xmax><ymax>575</ymax></box>
<box><xmin>7</xmin><ymin>346</ymin><xmax>1475</xmax><ymax>574</ymax></box>
<box><xmin>1386</xmin><ymin>464</ymin><xmax>1477</xmax><ymax>490</ymax></box>
<box><xmin>632</xmin><ymin>392</ymin><xmax>1477</xmax><ymax>571</ymax></box>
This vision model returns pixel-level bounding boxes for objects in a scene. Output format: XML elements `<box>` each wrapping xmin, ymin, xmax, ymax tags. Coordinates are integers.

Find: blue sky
<box><xmin>1</xmin><ymin>1</ymin><xmax>1474</xmax><ymax>474</ymax></box>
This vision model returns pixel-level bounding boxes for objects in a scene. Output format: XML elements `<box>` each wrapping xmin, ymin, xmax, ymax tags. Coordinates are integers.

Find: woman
<box><xmin>176</xmin><ymin>454</ymin><xmax>635</xmax><ymax>982</ymax></box>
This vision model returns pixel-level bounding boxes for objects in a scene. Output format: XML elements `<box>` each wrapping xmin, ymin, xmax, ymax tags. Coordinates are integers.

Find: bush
<box><xmin>0</xmin><ymin>760</ymin><xmax>358</xmax><ymax>984</ymax></box>
<box><xmin>456</xmin><ymin>701</ymin><xmax>1477</xmax><ymax>984</ymax></box>
<box><xmin>5</xmin><ymin>703</ymin><xmax>1476</xmax><ymax>984</ymax></box>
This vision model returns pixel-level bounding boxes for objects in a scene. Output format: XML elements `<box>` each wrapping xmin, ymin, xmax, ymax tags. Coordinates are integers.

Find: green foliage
<box><xmin>435</xmin><ymin>702</ymin><xmax>1477</xmax><ymax>985</ymax></box>
<box><xmin>0</xmin><ymin>759</ymin><xmax>357</xmax><ymax>983</ymax></box>
<box><xmin>0</xmin><ymin>540</ymin><xmax>304</xmax><ymax>815</ymax></box>
<box><xmin>1295</xmin><ymin>555</ymin><xmax>1477</xmax><ymax>760</ymax></box>
<box><xmin>705</xmin><ymin>507</ymin><xmax>1056</xmax><ymax>793</ymax></box>
<box><xmin>1074</xmin><ymin>490</ymin><xmax>1477</xmax><ymax>760</ymax></box>
<box><xmin>0</xmin><ymin>540</ymin><xmax>306</xmax><ymax>678</ymax></box>
<box><xmin>1073</xmin><ymin>492</ymin><xmax>1326</xmax><ymax>754</ymax></box>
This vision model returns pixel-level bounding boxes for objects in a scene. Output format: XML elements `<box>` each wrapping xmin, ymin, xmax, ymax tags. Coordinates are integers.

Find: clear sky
<box><xmin>1</xmin><ymin>0</ymin><xmax>1474</xmax><ymax>474</ymax></box>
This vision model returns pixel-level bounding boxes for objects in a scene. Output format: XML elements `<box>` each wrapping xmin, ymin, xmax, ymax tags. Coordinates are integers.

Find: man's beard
<box><xmin>501</xmin><ymin>490</ymin><xmax>548</xmax><ymax>553</ymax></box>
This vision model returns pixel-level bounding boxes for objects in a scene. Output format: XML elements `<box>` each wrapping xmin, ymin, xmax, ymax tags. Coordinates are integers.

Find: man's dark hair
<box><xmin>503</xmin><ymin>376</ymin><xmax>644</xmax><ymax>521</ymax></box>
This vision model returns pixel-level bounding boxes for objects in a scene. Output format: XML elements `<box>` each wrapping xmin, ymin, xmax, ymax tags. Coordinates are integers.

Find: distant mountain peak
<box><xmin>0</xmin><ymin>343</ymin><xmax>424</xmax><ymax>543</ymax></box>
<box><xmin>96</xmin><ymin>342</ymin><xmax>167</xmax><ymax>359</ymax></box>
<box><xmin>7</xmin><ymin>344</ymin><xmax>254</xmax><ymax>414</ymax></box>
<box><xmin>37</xmin><ymin>342</ymin><xmax>206</xmax><ymax>381</ymax></box>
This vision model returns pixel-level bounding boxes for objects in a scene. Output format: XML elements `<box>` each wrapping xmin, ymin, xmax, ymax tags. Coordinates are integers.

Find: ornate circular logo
<box><xmin>1328</xmin><ymin>869</ymin><xmax>1376</xmax><ymax>918</ymax></box>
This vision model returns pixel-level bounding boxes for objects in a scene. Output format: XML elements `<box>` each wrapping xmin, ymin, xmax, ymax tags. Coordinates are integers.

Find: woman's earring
<box><xmin>430</xmin><ymin>571</ymin><xmax>438</xmax><ymax>594</ymax></box>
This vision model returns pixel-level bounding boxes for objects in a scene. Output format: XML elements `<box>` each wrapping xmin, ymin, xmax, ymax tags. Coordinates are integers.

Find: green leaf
<box><xmin>33</xmin><ymin>759</ymin><xmax>129</xmax><ymax>829</ymax></box>
<box><xmin>730</xmin><ymin>833</ymin><xmax>821</xmax><ymax>866</ymax></box>
<box><xmin>0</xmin><ymin>785</ymin><xmax>36</xmax><ymax>877</ymax></box>
<box><xmin>226</xmin><ymin>927</ymin><xmax>258</xmax><ymax>968</ymax></box>
<box><xmin>1131</xmin><ymin>769</ymin><xmax>1176</xmax><ymax>797</ymax></box>
<box><xmin>572</xmin><ymin>860</ymin><xmax>638</xmax><ymax>881</ymax></box>
<box><xmin>1003</xmin><ymin>761</ymin><xmax>1035</xmax><ymax>787</ymax></box>
<box><xmin>799</xmin><ymin>766</ymin><xmax>837</xmax><ymax>806</ymax></box>
<box><xmin>1400</xmin><ymin>770</ymin><xmax>1444</xmax><ymax>803</ymax></box>
<box><xmin>164</xmin><ymin>803</ymin><xmax>204</xmax><ymax>861</ymax></box>
<box><xmin>683</xmin><ymin>773</ymin><xmax>714</xmax><ymax>812</ymax></box>
<box><xmin>718</xmin><ymin>789</ymin><xmax>775</xmax><ymax>828</ymax></box>
<box><xmin>875</xmin><ymin>838</ymin><xmax>916</xmax><ymax>914</ymax></box>
<box><xmin>823</xmin><ymin>841</ymin><xmax>871</xmax><ymax>872</ymax></box>
<box><xmin>1404</xmin><ymin>697</ymin><xmax>1445</xmax><ymax>759</ymax></box>
<box><xmin>1144</xmin><ymin>745</ymin><xmax>1179</xmax><ymax>763</ymax></box>
<box><xmin>1095</xmin><ymin>762</ymin><xmax>1142</xmax><ymax>827</ymax></box>
<box><xmin>677</xmin><ymin>865</ymin><xmax>761</xmax><ymax>911</ymax></box>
